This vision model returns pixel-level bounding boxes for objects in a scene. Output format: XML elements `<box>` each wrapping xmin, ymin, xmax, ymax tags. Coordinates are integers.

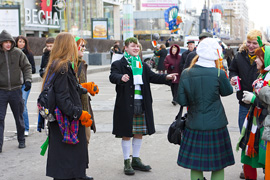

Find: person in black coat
<box><xmin>180</xmin><ymin>40</ymin><xmax>195</xmax><ymax>71</ymax></box>
<box><xmin>39</xmin><ymin>37</ymin><xmax>55</xmax><ymax>78</ymax></box>
<box><xmin>42</xmin><ymin>32</ymin><xmax>93</xmax><ymax>180</ymax></box>
<box><xmin>183</xmin><ymin>32</ymin><xmax>213</xmax><ymax>69</ymax></box>
<box><xmin>109</xmin><ymin>37</ymin><xmax>177</xmax><ymax>176</ymax></box>
<box><xmin>154</xmin><ymin>44</ymin><xmax>167</xmax><ymax>74</ymax></box>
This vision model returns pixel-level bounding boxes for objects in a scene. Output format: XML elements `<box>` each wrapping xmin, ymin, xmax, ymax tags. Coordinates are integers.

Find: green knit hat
<box><xmin>75</xmin><ymin>36</ymin><xmax>80</xmax><ymax>42</ymax></box>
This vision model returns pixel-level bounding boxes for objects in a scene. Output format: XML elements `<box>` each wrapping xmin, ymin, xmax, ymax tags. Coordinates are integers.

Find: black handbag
<box><xmin>167</xmin><ymin>106</ymin><xmax>187</xmax><ymax>145</ymax></box>
<box><xmin>37</xmin><ymin>73</ymin><xmax>58</xmax><ymax>122</ymax></box>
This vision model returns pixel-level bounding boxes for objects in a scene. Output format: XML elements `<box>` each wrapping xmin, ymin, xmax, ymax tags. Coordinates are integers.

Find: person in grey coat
<box><xmin>0</xmin><ymin>30</ymin><xmax>32</xmax><ymax>153</ymax></box>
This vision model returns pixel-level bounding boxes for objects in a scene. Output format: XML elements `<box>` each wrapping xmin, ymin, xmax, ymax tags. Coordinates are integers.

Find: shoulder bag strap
<box><xmin>176</xmin><ymin>105</ymin><xmax>184</xmax><ymax>119</ymax></box>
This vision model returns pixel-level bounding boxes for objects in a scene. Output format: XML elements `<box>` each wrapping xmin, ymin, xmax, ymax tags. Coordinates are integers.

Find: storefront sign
<box><xmin>141</xmin><ymin>0</ymin><xmax>178</xmax><ymax>10</ymax></box>
<box><xmin>0</xmin><ymin>5</ymin><xmax>21</xmax><ymax>36</ymax></box>
<box><xmin>25</xmin><ymin>8</ymin><xmax>60</xmax><ymax>28</ymax></box>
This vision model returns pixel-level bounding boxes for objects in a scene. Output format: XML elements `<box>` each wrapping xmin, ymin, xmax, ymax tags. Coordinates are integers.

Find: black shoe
<box><xmin>0</xmin><ymin>147</ymin><xmax>2</xmax><ymax>153</ymax></box>
<box><xmin>18</xmin><ymin>142</ymin><xmax>25</xmax><ymax>149</ymax></box>
<box><xmin>239</xmin><ymin>171</ymin><xmax>245</xmax><ymax>179</ymax></box>
<box><xmin>77</xmin><ymin>175</ymin><xmax>94</xmax><ymax>180</ymax></box>
<box><xmin>171</xmin><ymin>101</ymin><xmax>177</xmax><ymax>106</ymax></box>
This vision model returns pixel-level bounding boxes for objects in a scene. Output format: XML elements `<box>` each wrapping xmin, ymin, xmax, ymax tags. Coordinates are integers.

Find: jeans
<box><xmin>238</xmin><ymin>105</ymin><xmax>249</xmax><ymax>133</ymax></box>
<box><xmin>22</xmin><ymin>84</ymin><xmax>30</xmax><ymax>131</ymax></box>
<box><xmin>0</xmin><ymin>89</ymin><xmax>25</xmax><ymax>148</ymax></box>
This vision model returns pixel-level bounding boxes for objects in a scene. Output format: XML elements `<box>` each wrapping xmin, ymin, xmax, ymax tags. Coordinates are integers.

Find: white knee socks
<box><xmin>122</xmin><ymin>140</ymin><xmax>131</xmax><ymax>160</ymax></box>
<box><xmin>132</xmin><ymin>138</ymin><xmax>142</xmax><ymax>158</ymax></box>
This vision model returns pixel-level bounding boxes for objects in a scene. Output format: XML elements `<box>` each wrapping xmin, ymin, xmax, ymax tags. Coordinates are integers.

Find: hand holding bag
<box><xmin>167</xmin><ymin>106</ymin><xmax>187</xmax><ymax>145</ymax></box>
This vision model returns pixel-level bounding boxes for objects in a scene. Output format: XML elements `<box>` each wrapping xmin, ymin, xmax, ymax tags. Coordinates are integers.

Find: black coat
<box><xmin>109</xmin><ymin>57</ymin><xmax>169</xmax><ymax>137</ymax></box>
<box><xmin>154</xmin><ymin>48</ymin><xmax>167</xmax><ymax>71</ymax></box>
<box><xmin>183</xmin><ymin>51</ymin><xmax>197</xmax><ymax>69</ymax></box>
<box><xmin>180</xmin><ymin>49</ymin><xmax>195</xmax><ymax>70</ymax></box>
<box><xmin>39</xmin><ymin>50</ymin><xmax>50</xmax><ymax>77</ymax></box>
<box><xmin>46</xmin><ymin>63</ymin><xmax>88</xmax><ymax>179</ymax></box>
<box><xmin>229</xmin><ymin>50</ymin><xmax>259</xmax><ymax>108</ymax></box>
<box><xmin>22</xmin><ymin>49</ymin><xmax>36</xmax><ymax>74</ymax></box>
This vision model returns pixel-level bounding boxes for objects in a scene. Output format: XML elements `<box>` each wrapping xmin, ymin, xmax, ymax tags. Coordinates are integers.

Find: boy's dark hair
<box><xmin>124</xmin><ymin>37</ymin><xmax>138</xmax><ymax>47</ymax></box>
<box><xmin>46</xmin><ymin>37</ymin><xmax>55</xmax><ymax>44</ymax></box>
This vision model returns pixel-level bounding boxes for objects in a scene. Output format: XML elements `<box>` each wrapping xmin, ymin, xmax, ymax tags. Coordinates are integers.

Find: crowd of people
<box><xmin>1</xmin><ymin>28</ymin><xmax>270</xmax><ymax>180</ymax></box>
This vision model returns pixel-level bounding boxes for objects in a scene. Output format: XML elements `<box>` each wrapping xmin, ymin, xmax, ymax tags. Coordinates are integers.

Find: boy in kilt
<box><xmin>109</xmin><ymin>37</ymin><xmax>177</xmax><ymax>175</ymax></box>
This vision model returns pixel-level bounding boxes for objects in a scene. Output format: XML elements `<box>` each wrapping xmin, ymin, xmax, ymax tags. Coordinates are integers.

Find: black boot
<box><xmin>124</xmin><ymin>159</ymin><xmax>135</xmax><ymax>175</ymax></box>
<box><xmin>131</xmin><ymin>157</ymin><xmax>151</xmax><ymax>171</ymax></box>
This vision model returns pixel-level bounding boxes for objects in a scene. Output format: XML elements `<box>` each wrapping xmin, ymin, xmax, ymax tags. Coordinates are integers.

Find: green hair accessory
<box><xmin>257</xmin><ymin>36</ymin><xmax>263</xmax><ymax>47</ymax></box>
<box><xmin>75</xmin><ymin>36</ymin><xmax>80</xmax><ymax>42</ymax></box>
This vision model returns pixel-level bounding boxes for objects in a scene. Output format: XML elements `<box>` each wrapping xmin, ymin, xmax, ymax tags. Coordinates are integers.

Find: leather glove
<box><xmin>242</xmin><ymin>91</ymin><xmax>256</xmax><ymax>104</ymax></box>
<box><xmin>79</xmin><ymin>110</ymin><xmax>93</xmax><ymax>127</ymax></box>
<box><xmin>81</xmin><ymin>82</ymin><xmax>99</xmax><ymax>96</ymax></box>
<box><xmin>24</xmin><ymin>81</ymin><xmax>31</xmax><ymax>91</ymax></box>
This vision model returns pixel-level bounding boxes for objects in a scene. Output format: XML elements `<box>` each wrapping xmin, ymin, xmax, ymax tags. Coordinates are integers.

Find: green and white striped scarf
<box><xmin>124</xmin><ymin>51</ymin><xmax>143</xmax><ymax>99</ymax></box>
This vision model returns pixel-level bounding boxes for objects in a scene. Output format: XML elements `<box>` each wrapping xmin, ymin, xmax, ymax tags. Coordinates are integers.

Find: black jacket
<box><xmin>22</xmin><ymin>49</ymin><xmax>36</xmax><ymax>74</ymax></box>
<box><xmin>229</xmin><ymin>50</ymin><xmax>259</xmax><ymax>108</ymax></box>
<box><xmin>109</xmin><ymin>57</ymin><xmax>169</xmax><ymax>137</ymax></box>
<box><xmin>180</xmin><ymin>49</ymin><xmax>195</xmax><ymax>70</ymax></box>
<box><xmin>154</xmin><ymin>48</ymin><xmax>167</xmax><ymax>71</ymax></box>
<box><xmin>39</xmin><ymin>50</ymin><xmax>50</xmax><ymax>77</ymax></box>
<box><xmin>183</xmin><ymin>51</ymin><xmax>197</xmax><ymax>69</ymax></box>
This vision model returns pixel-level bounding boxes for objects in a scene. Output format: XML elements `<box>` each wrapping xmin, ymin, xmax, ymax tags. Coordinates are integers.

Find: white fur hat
<box><xmin>196</xmin><ymin>38</ymin><xmax>222</xmax><ymax>61</ymax></box>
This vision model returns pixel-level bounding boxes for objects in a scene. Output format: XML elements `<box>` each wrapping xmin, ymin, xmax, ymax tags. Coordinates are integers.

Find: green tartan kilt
<box><xmin>132</xmin><ymin>114</ymin><xmax>148</xmax><ymax>135</ymax></box>
<box><xmin>177</xmin><ymin>126</ymin><xmax>235</xmax><ymax>171</ymax></box>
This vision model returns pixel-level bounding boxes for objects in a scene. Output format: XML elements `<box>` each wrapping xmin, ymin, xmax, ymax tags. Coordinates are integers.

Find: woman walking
<box><xmin>164</xmin><ymin>44</ymin><xmax>181</xmax><ymax>105</ymax></box>
<box><xmin>177</xmin><ymin>38</ymin><xmax>235</xmax><ymax>180</ymax></box>
<box><xmin>15</xmin><ymin>35</ymin><xmax>36</xmax><ymax>136</ymax></box>
<box><xmin>154</xmin><ymin>44</ymin><xmax>167</xmax><ymax>74</ymax></box>
<box><xmin>42</xmin><ymin>32</ymin><xmax>92</xmax><ymax>180</ymax></box>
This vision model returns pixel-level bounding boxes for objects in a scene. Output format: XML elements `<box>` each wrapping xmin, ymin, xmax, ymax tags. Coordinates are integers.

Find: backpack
<box><xmin>37</xmin><ymin>73</ymin><xmax>58</xmax><ymax>122</ymax></box>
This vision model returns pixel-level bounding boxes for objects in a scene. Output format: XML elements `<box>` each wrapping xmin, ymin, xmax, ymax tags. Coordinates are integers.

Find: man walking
<box><xmin>0</xmin><ymin>30</ymin><xmax>32</xmax><ymax>153</ymax></box>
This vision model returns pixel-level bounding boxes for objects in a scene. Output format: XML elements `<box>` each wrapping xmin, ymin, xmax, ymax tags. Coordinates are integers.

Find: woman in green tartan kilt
<box><xmin>177</xmin><ymin>38</ymin><xmax>235</xmax><ymax>180</ymax></box>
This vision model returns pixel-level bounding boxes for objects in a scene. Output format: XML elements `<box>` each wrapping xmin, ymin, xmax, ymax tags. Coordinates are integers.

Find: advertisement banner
<box><xmin>123</xmin><ymin>4</ymin><xmax>134</xmax><ymax>40</ymax></box>
<box><xmin>91</xmin><ymin>18</ymin><xmax>108</xmax><ymax>39</ymax></box>
<box><xmin>0</xmin><ymin>6</ymin><xmax>21</xmax><ymax>36</ymax></box>
<box><xmin>141</xmin><ymin>0</ymin><xmax>178</xmax><ymax>10</ymax></box>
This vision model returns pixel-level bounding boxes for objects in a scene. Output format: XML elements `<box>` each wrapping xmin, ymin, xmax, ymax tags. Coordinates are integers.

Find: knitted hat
<box><xmin>196</xmin><ymin>38</ymin><xmax>222</xmax><ymax>61</ymax></box>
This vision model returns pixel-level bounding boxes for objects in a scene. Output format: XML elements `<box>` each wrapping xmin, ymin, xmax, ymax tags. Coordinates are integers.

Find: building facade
<box><xmin>0</xmin><ymin>0</ymin><xmax>121</xmax><ymax>39</ymax></box>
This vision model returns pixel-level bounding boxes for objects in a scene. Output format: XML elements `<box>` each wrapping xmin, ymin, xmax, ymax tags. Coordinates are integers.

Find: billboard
<box><xmin>141</xmin><ymin>0</ymin><xmax>178</xmax><ymax>10</ymax></box>
<box><xmin>0</xmin><ymin>5</ymin><xmax>21</xmax><ymax>36</ymax></box>
<box><xmin>91</xmin><ymin>18</ymin><xmax>108</xmax><ymax>39</ymax></box>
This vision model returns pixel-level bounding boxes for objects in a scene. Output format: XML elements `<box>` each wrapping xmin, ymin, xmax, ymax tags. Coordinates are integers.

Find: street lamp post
<box><xmin>149</xmin><ymin>18</ymin><xmax>154</xmax><ymax>41</ymax></box>
<box><xmin>53</xmin><ymin>0</ymin><xmax>66</xmax><ymax>32</ymax></box>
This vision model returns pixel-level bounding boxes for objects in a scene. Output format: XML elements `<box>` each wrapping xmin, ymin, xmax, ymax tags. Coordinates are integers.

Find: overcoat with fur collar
<box><xmin>109</xmin><ymin>57</ymin><xmax>169</xmax><ymax>137</ymax></box>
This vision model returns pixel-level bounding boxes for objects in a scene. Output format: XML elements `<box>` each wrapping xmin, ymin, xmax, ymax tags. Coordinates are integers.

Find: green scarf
<box><xmin>124</xmin><ymin>51</ymin><xmax>143</xmax><ymax>85</ymax></box>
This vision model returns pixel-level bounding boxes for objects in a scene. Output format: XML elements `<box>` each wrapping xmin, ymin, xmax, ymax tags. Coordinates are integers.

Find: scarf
<box><xmin>236</xmin><ymin>71</ymin><xmax>270</xmax><ymax>157</ymax></box>
<box><xmin>248</xmin><ymin>54</ymin><xmax>256</xmax><ymax>65</ymax></box>
<box><xmin>124</xmin><ymin>51</ymin><xmax>143</xmax><ymax>99</ymax></box>
<box><xmin>196</xmin><ymin>57</ymin><xmax>216</xmax><ymax>67</ymax></box>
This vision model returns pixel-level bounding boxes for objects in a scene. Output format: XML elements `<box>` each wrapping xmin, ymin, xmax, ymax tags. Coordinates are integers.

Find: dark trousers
<box><xmin>227</xmin><ymin>57</ymin><xmax>232</xmax><ymax>68</ymax></box>
<box><xmin>0</xmin><ymin>89</ymin><xmax>25</xmax><ymax>148</ymax></box>
<box><xmin>170</xmin><ymin>83</ymin><xmax>179</xmax><ymax>102</ymax></box>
